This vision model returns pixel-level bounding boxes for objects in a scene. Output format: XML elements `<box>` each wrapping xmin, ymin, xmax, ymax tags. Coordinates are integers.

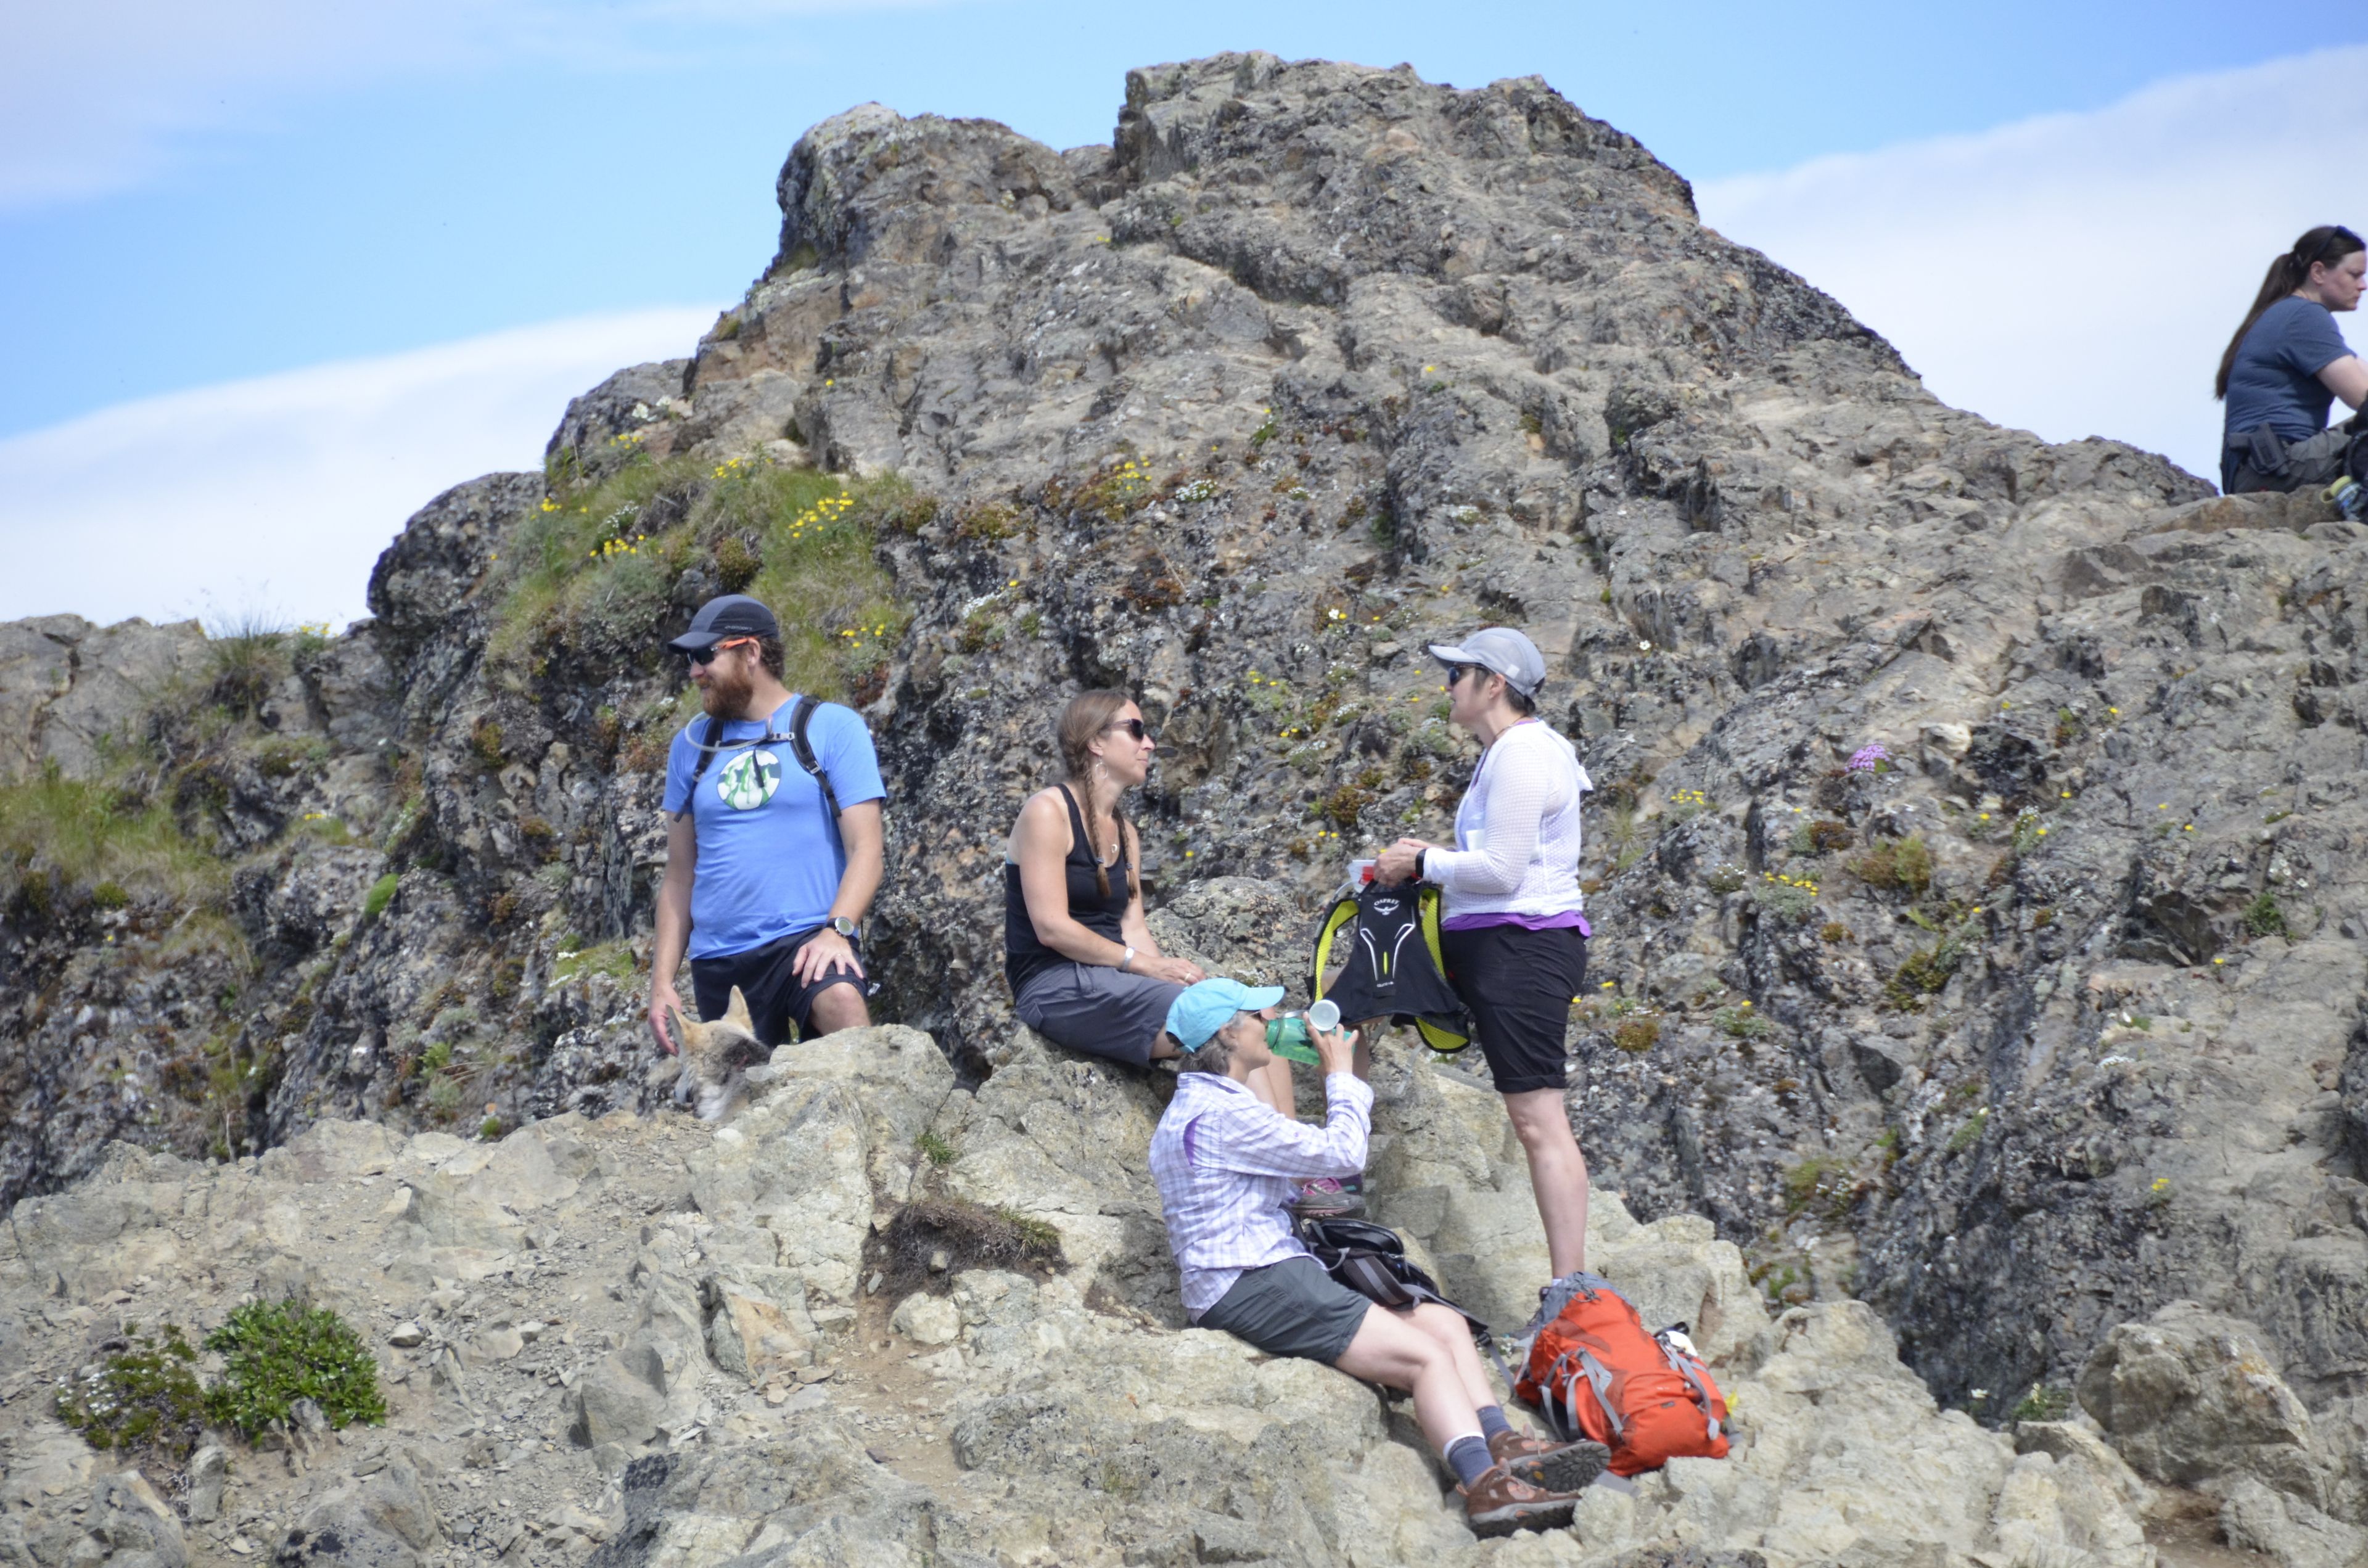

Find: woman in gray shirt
<box><xmin>2218</xmin><ymin>224</ymin><xmax>2367</xmax><ymax>495</ymax></box>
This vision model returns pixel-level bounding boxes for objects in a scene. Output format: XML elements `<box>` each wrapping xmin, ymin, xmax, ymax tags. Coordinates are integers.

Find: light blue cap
<box><xmin>1164</xmin><ymin>978</ymin><xmax>1286</xmax><ymax>1051</ymax></box>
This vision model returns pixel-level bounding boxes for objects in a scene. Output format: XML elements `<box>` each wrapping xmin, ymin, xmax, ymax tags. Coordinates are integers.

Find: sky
<box><xmin>2</xmin><ymin>1</ymin><xmax>2362</xmax><ymax>628</ymax></box>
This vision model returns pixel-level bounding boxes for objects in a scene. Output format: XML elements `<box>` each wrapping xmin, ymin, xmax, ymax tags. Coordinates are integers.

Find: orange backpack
<box><xmin>1513</xmin><ymin>1271</ymin><xmax>1730</xmax><ymax>1476</ymax></box>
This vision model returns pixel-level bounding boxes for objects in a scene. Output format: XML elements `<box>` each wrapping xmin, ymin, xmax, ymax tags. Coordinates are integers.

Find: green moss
<box><xmin>361</xmin><ymin>872</ymin><xmax>399</xmax><ymax>922</ymax></box>
<box><xmin>553</xmin><ymin>939</ymin><xmax>638</xmax><ymax>985</ymax></box>
<box><xmin>1887</xmin><ymin>938</ymin><xmax>1963</xmax><ymax>1008</ymax></box>
<box><xmin>203</xmin><ymin>1298</ymin><xmax>386</xmax><ymax>1440</ymax></box>
<box><xmin>54</xmin><ymin>1324</ymin><xmax>208</xmax><ymax>1460</ymax></box>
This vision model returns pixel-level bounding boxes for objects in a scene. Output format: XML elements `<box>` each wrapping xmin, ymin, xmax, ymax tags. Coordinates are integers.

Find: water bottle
<box><xmin>2328</xmin><ymin>476</ymin><xmax>2368</xmax><ymax>522</ymax></box>
<box><xmin>1265</xmin><ymin>999</ymin><xmax>1342</xmax><ymax>1065</ymax></box>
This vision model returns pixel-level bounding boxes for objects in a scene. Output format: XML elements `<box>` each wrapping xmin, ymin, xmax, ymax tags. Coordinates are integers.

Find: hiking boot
<box><xmin>1489</xmin><ymin>1431</ymin><xmax>1610</xmax><ymax>1494</ymax></box>
<box><xmin>1459</xmin><ymin>1463</ymin><xmax>1579</xmax><ymax>1537</ymax></box>
<box><xmin>1286</xmin><ymin>1177</ymin><xmax>1365</xmax><ymax>1219</ymax></box>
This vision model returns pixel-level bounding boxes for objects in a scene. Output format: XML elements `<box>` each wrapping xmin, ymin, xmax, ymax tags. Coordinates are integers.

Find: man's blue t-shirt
<box><xmin>662</xmin><ymin>697</ymin><xmax>886</xmax><ymax>961</ymax></box>
<box><xmin>2225</xmin><ymin>297</ymin><xmax>2354</xmax><ymax>445</ymax></box>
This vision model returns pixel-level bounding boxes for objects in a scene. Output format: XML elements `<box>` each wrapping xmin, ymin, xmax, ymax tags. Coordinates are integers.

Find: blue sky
<box><xmin>4</xmin><ymin>1</ymin><xmax>2362</xmax><ymax>625</ymax></box>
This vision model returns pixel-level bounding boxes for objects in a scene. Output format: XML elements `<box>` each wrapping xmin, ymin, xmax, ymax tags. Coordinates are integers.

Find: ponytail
<box><xmin>2217</xmin><ymin>225</ymin><xmax>2366</xmax><ymax>400</ymax></box>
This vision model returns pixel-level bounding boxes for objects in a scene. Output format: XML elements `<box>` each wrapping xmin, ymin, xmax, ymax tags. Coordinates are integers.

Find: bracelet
<box><xmin>1119</xmin><ymin>945</ymin><xmax>1137</xmax><ymax>972</ymax></box>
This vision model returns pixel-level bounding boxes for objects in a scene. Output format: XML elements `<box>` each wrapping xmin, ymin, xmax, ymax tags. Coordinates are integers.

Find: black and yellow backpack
<box><xmin>1309</xmin><ymin>878</ymin><xmax>1472</xmax><ymax>1053</ymax></box>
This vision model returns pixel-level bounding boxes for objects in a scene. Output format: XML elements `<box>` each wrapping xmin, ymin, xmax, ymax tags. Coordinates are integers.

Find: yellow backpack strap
<box><xmin>1413</xmin><ymin>888</ymin><xmax>1472</xmax><ymax>1053</ymax></box>
<box><xmin>1309</xmin><ymin>895</ymin><xmax>1359</xmax><ymax>1001</ymax></box>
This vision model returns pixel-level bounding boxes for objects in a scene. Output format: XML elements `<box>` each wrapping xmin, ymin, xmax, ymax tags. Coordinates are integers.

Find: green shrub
<box><xmin>916</xmin><ymin>1130</ymin><xmax>960</xmax><ymax>1167</ymax></box>
<box><xmin>2244</xmin><ymin>891</ymin><xmax>2287</xmax><ymax>937</ymax></box>
<box><xmin>491</xmin><ymin>454</ymin><xmax>913</xmax><ymax>704</ymax></box>
<box><xmin>361</xmin><ymin>872</ymin><xmax>399</xmax><ymax>922</ymax></box>
<box><xmin>203</xmin><ymin>1298</ymin><xmax>386</xmax><ymax>1440</ymax></box>
<box><xmin>53</xmin><ymin>1324</ymin><xmax>209</xmax><ymax>1460</ymax></box>
<box><xmin>1714</xmin><ymin>1005</ymin><xmax>1772</xmax><ymax>1040</ymax></box>
<box><xmin>2012</xmin><ymin>1384</ymin><xmax>2077</xmax><ymax>1423</ymax></box>
<box><xmin>1611</xmin><ymin>1017</ymin><xmax>1660</xmax><ymax>1054</ymax></box>
<box><xmin>1852</xmin><ymin>835</ymin><xmax>1933</xmax><ymax>895</ymax></box>
<box><xmin>553</xmin><ymin>940</ymin><xmax>637</xmax><ymax>985</ymax></box>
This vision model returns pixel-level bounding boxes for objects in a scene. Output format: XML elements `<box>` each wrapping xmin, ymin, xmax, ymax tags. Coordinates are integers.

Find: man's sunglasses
<box><xmin>686</xmin><ymin>636</ymin><xmax>759</xmax><ymax>666</ymax></box>
<box><xmin>1107</xmin><ymin>718</ymin><xmax>1153</xmax><ymax>741</ymax></box>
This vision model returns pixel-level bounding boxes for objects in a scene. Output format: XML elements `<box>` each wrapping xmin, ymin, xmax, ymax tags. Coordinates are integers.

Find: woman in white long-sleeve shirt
<box><xmin>1376</xmin><ymin>627</ymin><xmax>1594</xmax><ymax>1277</ymax></box>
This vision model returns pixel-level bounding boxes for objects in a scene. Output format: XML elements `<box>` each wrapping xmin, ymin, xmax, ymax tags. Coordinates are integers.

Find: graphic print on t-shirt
<box><xmin>715</xmin><ymin>749</ymin><xmax>781</xmax><ymax>811</ymax></box>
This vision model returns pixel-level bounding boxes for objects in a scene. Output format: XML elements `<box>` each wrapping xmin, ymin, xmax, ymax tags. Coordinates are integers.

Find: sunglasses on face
<box><xmin>686</xmin><ymin>636</ymin><xmax>758</xmax><ymax>667</ymax></box>
<box><xmin>1107</xmin><ymin>718</ymin><xmax>1153</xmax><ymax>741</ymax></box>
<box><xmin>1445</xmin><ymin>663</ymin><xmax>1480</xmax><ymax>686</ymax></box>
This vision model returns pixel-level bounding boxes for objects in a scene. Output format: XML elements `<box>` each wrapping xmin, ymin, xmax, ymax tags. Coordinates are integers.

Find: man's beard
<box><xmin>701</xmin><ymin>663</ymin><xmax>755</xmax><ymax>718</ymax></box>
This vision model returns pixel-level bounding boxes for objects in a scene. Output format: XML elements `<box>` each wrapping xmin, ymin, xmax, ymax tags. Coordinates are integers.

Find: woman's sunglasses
<box><xmin>1106</xmin><ymin>718</ymin><xmax>1153</xmax><ymax>741</ymax></box>
<box><xmin>1445</xmin><ymin>663</ymin><xmax>1480</xmax><ymax>686</ymax></box>
<box><xmin>685</xmin><ymin>636</ymin><xmax>758</xmax><ymax>667</ymax></box>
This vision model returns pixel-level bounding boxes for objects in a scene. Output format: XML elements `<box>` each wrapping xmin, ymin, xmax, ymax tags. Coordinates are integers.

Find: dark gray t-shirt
<box><xmin>2226</xmin><ymin>297</ymin><xmax>2353</xmax><ymax>444</ymax></box>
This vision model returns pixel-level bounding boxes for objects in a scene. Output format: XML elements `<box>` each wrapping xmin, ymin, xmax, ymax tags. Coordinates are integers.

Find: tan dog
<box><xmin>668</xmin><ymin>987</ymin><xmax>771</xmax><ymax>1122</ymax></box>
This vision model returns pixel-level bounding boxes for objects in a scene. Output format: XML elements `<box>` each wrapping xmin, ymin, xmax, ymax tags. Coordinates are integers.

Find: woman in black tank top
<box><xmin>1002</xmin><ymin>692</ymin><xmax>1224</xmax><ymax>1072</ymax></box>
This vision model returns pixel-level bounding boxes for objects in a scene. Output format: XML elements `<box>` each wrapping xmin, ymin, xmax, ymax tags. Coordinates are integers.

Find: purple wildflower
<box><xmin>1848</xmin><ymin>743</ymin><xmax>1890</xmax><ymax>773</ymax></box>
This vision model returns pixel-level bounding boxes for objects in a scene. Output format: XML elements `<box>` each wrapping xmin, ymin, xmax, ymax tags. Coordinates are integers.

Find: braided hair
<box><xmin>2217</xmin><ymin>225</ymin><xmax>2366</xmax><ymax>400</ymax></box>
<box><xmin>1056</xmin><ymin>690</ymin><xmax>1135</xmax><ymax>900</ymax></box>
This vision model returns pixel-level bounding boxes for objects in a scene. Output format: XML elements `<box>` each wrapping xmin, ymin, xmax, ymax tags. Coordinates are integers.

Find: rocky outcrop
<box><xmin>9</xmin><ymin>49</ymin><xmax>2368</xmax><ymax>1564</ymax></box>
<box><xmin>0</xmin><ymin>1034</ymin><xmax>2157</xmax><ymax>1567</ymax></box>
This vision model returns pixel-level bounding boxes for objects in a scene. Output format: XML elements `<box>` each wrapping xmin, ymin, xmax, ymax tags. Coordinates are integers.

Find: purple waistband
<box><xmin>1441</xmin><ymin>911</ymin><xmax>1591</xmax><ymax>937</ymax></box>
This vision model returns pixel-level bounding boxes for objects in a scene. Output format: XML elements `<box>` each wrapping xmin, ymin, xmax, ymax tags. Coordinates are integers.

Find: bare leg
<box><xmin>1409</xmin><ymin>1303</ymin><xmax>1498</xmax><ymax>1411</ymax></box>
<box><xmin>1333</xmin><ymin>1304</ymin><xmax>1484</xmax><ymax>1455</ymax></box>
<box><xmin>805</xmin><ymin>982</ymin><xmax>872</xmax><ymax>1035</ymax></box>
<box><xmin>1502</xmin><ymin>1088</ymin><xmax>1589</xmax><ymax>1276</ymax></box>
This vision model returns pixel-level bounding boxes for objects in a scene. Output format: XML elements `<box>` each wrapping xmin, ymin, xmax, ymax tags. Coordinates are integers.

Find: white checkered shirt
<box><xmin>1148</xmin><ymin>1069</ymin><xmax>1374</xmax><ymax>1318</ymax></box>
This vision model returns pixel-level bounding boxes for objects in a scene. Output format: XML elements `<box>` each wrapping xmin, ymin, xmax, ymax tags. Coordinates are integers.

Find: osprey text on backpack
<box><xmin>1309</xmin><ymin>877</ymin><xmax>1471</xmax><ymax>1053</ymax></box>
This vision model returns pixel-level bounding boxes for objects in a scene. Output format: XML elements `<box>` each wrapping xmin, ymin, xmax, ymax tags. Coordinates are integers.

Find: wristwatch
<box><xmin>828</xmin><ymin>916</ymin><xmax>858</xmax><ymax>938</ymax></box>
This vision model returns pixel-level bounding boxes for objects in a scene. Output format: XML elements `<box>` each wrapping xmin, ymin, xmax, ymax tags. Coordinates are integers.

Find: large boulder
<box><xmin>2078</xmin><ymin>1300</ymin><xmax>2327</xmax><ymax>1501</ymax></box>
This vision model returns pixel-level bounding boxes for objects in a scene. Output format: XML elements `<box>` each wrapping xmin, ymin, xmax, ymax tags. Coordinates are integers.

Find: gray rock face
<box><xmin>0</xmin><ymin>616</ymin><xmax>208</xmax><ymax>784</ymax></box>
<box><xmin>10</xmin><ymin>51</ymin><xmax>2368</xmax><ymax>1562</ymax></box>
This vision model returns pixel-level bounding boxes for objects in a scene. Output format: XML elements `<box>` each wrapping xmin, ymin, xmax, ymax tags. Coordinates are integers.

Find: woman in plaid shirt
<box><xmin>1148</xmin><ymin>979</ymin><xmax>1606</xmax><ymax>1537</ymax></box>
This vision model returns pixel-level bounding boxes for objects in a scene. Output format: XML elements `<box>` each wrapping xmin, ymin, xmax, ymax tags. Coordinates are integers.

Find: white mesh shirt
<box><xmin>1421</xmin><ymin>719</ymin><xmax>1591</xmax><ymax>919</ymax></box>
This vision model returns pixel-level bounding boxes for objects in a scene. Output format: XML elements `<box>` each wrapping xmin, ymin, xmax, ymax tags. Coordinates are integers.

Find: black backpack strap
<box><xmin>672</xmin><ymin>715</ymin><xmax>727</xmax><ymax>823</ymax></box>
<box><xmin>787</xmin><ymin>695</ymin><xmax>845</xmax><ymax>869</ymax></box>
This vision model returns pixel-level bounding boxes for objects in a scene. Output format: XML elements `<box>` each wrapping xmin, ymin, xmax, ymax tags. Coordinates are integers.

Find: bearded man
<box><xmin>648</xmin><ymin>594</ymin><xmax>887</xmax><ymax>1052</ymax></box>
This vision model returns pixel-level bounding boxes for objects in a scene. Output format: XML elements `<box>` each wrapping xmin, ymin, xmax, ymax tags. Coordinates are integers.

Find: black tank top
<box><xmin>1005</xmin><ymin>786</ymin><xmax>1130</xmax><ymax>997</ymax></box>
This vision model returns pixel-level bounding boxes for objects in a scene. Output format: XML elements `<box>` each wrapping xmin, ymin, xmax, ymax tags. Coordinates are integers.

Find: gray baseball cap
<box><xmin>1426</xmin><ymin>626</ymin><xmax>1546</xmax><ymax>697</ymax></box>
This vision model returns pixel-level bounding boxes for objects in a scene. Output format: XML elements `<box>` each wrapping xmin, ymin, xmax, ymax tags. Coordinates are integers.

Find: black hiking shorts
<box><xmin>1440</xmin><ymin>923</ymin><xmax>1587</xmax><ymax>1095</ymax></box>
<box><xmin>691</xmin><ymin>925</ymin><xmax>867</xmax><ymax>1046</ymax></box>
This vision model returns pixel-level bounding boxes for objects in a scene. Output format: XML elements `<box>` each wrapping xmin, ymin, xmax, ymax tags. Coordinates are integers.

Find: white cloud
<box><xmin>0</xmin><ymin>0</ymin><xmax>944</xmax><ymax>210</ymax></box>
<box><xmin>1696</xmin><ymin>46</ymin><xmax>2368</xmax><ymax>489</ymax></box>
<box><xmin>0</xmin><ymin>307</ymin><xmax>717</xmax><ymax>629</ymax></box>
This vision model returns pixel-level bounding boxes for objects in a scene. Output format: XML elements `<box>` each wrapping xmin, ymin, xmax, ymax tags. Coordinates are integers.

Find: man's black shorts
<box><xmin>690</xmin><ymin>926</ymin><xmax>865</xmax><ymax>1046</ymax></box>
<box><xmin>1440</xmin><ymin>922</ymin><xmax>1587</xmax><ymax>1095</ymax></box>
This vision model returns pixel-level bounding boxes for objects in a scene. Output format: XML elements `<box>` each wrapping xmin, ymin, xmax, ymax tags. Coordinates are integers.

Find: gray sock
<box><xmin>1477</xmin><ymin>1404</ymin><xmax>1514</xmax><ymax>1441</ymax></box>
<box><xmin>1445</xmin><ymin>1434</ymin><xmax>1493</xmax><ymax>1489</ymax></box>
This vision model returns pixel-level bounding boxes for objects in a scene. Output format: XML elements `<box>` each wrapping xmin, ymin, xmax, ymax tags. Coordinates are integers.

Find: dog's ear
<box><xmin>723</xmin><ymin>986</ymin><xmax>755</xmax><ymax>1033</ymax></box>
<box><xmin>668</xmin><ymin>1006</ymin><xmax>699</xmax><ymax>1054</ymax></box>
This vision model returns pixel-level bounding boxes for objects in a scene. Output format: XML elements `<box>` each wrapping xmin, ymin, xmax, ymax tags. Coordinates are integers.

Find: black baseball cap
<box><xmin>664</xmin><ymin>594</ymin><xmax>781</xmax><ymax>654</ymax></box>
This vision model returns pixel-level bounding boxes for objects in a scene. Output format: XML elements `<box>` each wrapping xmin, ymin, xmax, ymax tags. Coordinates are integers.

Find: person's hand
<box><xmin>1139</xmin><ymin>953</ymin><xmax>1206</xmax><ymax>985</ymax></box>
<box><xmin>793</xmin><ymin>929</ymin><xmax>865</xmax><ymax>984</ymax></box>
<box><xmin>1313</xmin><ymin>1020</ymin><xmax>1360</xmax><ymax>1075</ymax></box>
<box><xmin>648</xmin><ymin>979</ymin><xmax>684</xmax><ymax>1056</ymax></box>
<box><xmin>1376</xmin><ymin>837</ymin><xmax>1433</xmax><ymax>884</ymax></box>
